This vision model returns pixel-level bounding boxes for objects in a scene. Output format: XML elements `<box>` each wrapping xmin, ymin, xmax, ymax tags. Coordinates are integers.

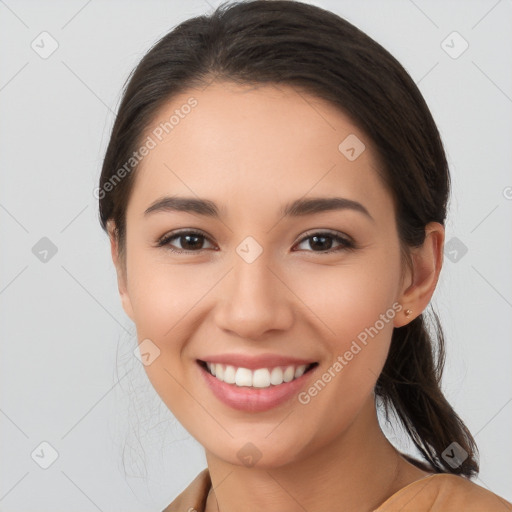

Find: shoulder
<box><xmin>376</xmin><ymin>473</ymin><xmax>512</xmax><ymax>511</ymax></box>
<box><xmin>161</xmin><ymin>468</ymin><xmax>211</xmax><ymax>512</ymax></box>
<box><xmin>162</xmin><ymin>469</ymin><xmax>512</xmax><ymax>512</ymax></box>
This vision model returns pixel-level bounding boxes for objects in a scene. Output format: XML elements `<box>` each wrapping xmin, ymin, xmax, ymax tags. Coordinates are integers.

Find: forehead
<box><xmin>129</xmin><ymin>81</ymin><xmax>392</xmax><ymax>220</ymax></box>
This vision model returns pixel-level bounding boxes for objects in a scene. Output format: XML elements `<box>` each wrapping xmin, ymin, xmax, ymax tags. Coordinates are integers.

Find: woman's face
<box><xmin>114</xmin><ymin>81</ymin><xmax>412</xmax><ymax>467</ymax></box>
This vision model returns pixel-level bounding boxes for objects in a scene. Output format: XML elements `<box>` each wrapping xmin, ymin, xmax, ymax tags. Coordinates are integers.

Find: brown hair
<box><xmin>99</xmin><ymin>0</ymin><xmax>478</xmax><ymax>477</ymax></box>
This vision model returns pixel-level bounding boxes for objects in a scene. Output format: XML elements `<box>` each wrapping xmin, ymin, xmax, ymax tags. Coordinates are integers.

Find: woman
<box><xmin>98</xmin><ymin>1</ymin><xmax>512</xmax><ymax>510</ymax></box>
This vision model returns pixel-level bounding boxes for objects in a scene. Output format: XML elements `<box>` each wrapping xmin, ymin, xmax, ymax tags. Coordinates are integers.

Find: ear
<box><xmin>394</xmin><ymin>222</ymin><xmax>445</xmax><ymax>327</ymax></box>
<box><xmin>107</xmin><ymin>220</ymin><xmax>134</xmax><ymax>321</ymax></box>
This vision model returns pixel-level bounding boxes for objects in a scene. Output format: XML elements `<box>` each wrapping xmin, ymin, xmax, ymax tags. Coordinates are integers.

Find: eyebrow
<box><xmin>144</xmin><ymin>195</ymin><xmax>374</xmax><ymax>222</ymax></box>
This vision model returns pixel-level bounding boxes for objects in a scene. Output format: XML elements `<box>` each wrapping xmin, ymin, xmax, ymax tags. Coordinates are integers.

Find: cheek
<box><xmin>286</xmin><ymin>257</ymin><xmax>401</xmax><ymax>443</ymax></box>
<box><xmin>291</xmin><ymin>247</ymin><xmax>401</xmax><ymax>346</ymax></box>
<box><xmin>126</xmin><ymin>245</ymin><xmax>208</xmax><ymax>340</ymax></box>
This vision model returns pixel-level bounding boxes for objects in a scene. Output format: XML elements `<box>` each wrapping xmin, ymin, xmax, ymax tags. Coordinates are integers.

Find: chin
<box><xmin>203</xmin><ymin>433</ymin><xmax>312</xmax><ymax>470</ymax></box>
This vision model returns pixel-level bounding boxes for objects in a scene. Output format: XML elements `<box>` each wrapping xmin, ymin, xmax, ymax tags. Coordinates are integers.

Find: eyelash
<box><xmin>156</xmin><ymin>229</ymin><xmax>356</xmax><ymax>255</ymax></box>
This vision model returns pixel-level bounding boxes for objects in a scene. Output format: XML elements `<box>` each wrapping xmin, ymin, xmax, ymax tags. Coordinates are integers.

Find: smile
<box><xmin>202</xmin><ymin>361</ymin><xmax>317</xmax><ymax>388</ymax></box>
<box><xmin>197</xmin><ymin>359</ymin><xmax>319</xmax><ymax>412</ymax></box>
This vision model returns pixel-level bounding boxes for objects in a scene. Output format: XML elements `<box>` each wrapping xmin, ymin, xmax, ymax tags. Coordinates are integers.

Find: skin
<box><xmin>108</xmin><ymin>81</ymin><xmax>444</xmax><ymax>512</ymax></box>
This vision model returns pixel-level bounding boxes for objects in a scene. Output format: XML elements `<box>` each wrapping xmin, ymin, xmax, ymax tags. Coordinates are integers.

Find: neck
<box><xmin>204</xmin><ymin>396</ymin><xmax>429</xmax><ymax>512</ymax></box>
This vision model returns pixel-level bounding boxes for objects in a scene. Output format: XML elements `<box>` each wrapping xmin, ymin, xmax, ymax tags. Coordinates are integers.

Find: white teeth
<box><xmin>269</xmin><ymin>367</ymin><xmax>283</xmax><ymax>385</ymax></box>
<box><xmin>252</xmin><ymin>368</ymin><xmax>270</xmax><ymax>388</ymax></box>
<box><xmin>294</xmin><ymin>365</ymin><xmax>307</xmax><ymax>378</ymax></box>
<box><xmin>235</xmin><ymin>367</ymin><xmax>252</xmax><ymax>386</ymax></box>
<box><xmin>283</xmin><ymin>366</ymin><xmax>295</xmax><ymax>382</ymax></box>
<box><xmin>223</xmin><ymin>365</ymin><xmax>236</xmax><ymax>384</ymax></box>
<box><xmin>205</xmin><ymin>362</ymin><xmax>312</xmax><ymax>387</ymax></box>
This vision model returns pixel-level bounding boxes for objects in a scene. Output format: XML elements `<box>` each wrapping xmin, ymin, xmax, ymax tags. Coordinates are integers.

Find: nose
<box><xmin>213</xmin><ymin>252</ymin><xmax>294</xmax><ymax>340</ymax></box>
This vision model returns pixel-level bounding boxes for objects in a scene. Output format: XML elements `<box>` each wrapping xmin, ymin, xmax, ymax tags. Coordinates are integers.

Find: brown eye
<box><xmin>294</xmin><ymin>231</ymin><xmax>355</xmax><ymax>253</ymax></box>
<box><xmin>157</xmin><ymin>230</ymin><xmax>215</xmax><ymax>254</ymax></box>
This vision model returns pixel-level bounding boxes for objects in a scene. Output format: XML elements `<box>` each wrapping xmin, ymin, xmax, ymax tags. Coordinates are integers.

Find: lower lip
<box><xmin>197</xmin><ymin>361</ymin><xmax>318</xmax><ymax>413</ymax></box>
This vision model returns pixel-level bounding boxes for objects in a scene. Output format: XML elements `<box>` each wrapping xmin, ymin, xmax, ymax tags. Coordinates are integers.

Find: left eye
<box><xmin>294</xmin><ymin>231</ymin><xmax>355</xmax><ymax>253</ymax></box>
<box><xmin>157</xmin><ymin>230</ymin><xmax>355</xmax><ymax>254</ymax></box>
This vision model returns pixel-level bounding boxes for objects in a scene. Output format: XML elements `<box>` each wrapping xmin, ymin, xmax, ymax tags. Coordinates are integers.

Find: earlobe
<box><xmin>107</xmin><ymin>220</ymin><xmax>135</xmax><ymax>321</ymax></box>
<box><xmin>394</xmin><ymin>222</ymin><xmax>444</xmax><ymax>328</ymax></box>
<box><xmin>118</xmin><ymin>281</ymin><xmax>135</xmax><ymax>322</ymax></box>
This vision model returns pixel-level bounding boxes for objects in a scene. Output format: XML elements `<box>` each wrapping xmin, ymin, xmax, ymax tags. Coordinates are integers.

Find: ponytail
<box><xmin>376</xmin><ymin>309</ymin><xmax>479</xmax><ymax>477</ymax></box>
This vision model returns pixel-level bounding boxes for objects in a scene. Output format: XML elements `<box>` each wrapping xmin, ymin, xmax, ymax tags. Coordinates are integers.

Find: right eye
<box><xmin>157</xmin><ymin>230</ymin><xmax>216</xmax><ymax>254</ymax></box>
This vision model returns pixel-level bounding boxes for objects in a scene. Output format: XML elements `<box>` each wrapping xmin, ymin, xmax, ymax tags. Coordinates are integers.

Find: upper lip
<box><xmin>198</xmin><ymin>353</ymin><xmax>317</xmax><ymax>370</ymax></box>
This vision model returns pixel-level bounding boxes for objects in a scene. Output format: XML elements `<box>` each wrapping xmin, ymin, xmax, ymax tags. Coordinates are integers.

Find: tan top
<box><xmin>162</xmin><ymin>468</ymin><xmax>512</xmax><ymax>512</ymax></box>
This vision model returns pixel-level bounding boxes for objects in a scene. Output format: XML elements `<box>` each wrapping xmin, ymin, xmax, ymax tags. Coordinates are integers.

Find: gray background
<box><xmin>1</xmin><ymin>0</ymin><xmax>511</xmax><ymax>510</ymax></box>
